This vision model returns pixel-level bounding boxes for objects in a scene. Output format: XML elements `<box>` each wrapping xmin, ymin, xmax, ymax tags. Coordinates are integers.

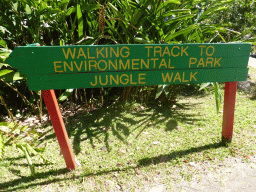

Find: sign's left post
<box><xmin>42</xmin><ymin>90</ymin><xmax>76</xmax><ymax>170</ymax></box>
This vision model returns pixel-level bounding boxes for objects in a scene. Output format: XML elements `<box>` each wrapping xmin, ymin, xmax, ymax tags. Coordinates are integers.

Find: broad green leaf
<box><xmin>25</xmin><ymin>4</ymin><xmax>31</xmax><ymax>15</ymax></box>
<box><xmin>61</xmin><ymin>0</ymin><xmax>70</xmax><ymax>3</ymax></box>
<box><xmin>0</xmin><ymin>72</ymin><xmax>27</xmax><ymax>82</ymax></box>
<box><xmin>10</xmin><ymin>123</ymin><xmax>19</xmax><ymax>134</ymax></box>
<box><xmin>25</xmin><ymin>143</ymin><xmax>52</xmax><ymax>164</ymax></box>
<box><xmin>155</xmin><ymin>85</ymin><xmax>166</xmax><ymax>99</ymax></box>
<box><xmin>0</xmin><ymin>132</ymin><xmax>4</xmax><ymax>160</ymax></box>
<box><xmin>134</xmin><ymin>37</ymin><xmax>152</xmax><ymax>44</ymax></box>
<box><xmin>165</xmin><ymin>24</ymin><xmax>198</xmax><ymax>42</ymax></box>
<box><xmin>34</xmin><ymin>90</ymin><xmax>41</xmax><ymax>95</ymax></box>
<box><xmin>0</xmin><ymin>48</ymin><xmax>11</xmax><ymax>60</ymax></box>
<box><xmin>13</xmin><ymin>2</ymin><xmax>18</xmax><ymax>12</ymax></box>
<box><xmin>108</xmin><ymin>3</ymin><xmax>126</xmax><ymax>22</ymax></box>
<box><xmin>17</xmin><ymin>144</ymin><xmax>35</xmax><ymax>175</ymax></box>
<box><xmin>80</xmin><ymin>4</ymin><xmax>100</xmax><ymax>11</ymax></box>
<box><xmin>49</xmin><ymin>9</ymin><xmax>61</xmax><ymax>14</ymax></box>
<box><xmin>60</xmin><ymin>39</ymin><xmax>65</xmax><ymax>46</ymax></box>
<box><xmin>213</xmin><ymin>82</ymin><xmax>222</xmax><ymax>114</ymax></box>
<box><xmin>20</xmin><ymin>125</ymin><xmax>28</xmax><ymax>132</ymax></box>
<box><xmin>157</xmin><ymin>0</ymin><xmax>181</xmax><ymax>13</ymax></box>
<box><xmin>165</xmin><ymin>14</ymin><xmax>196</xmax><ymax>25</ymax></box>
<box><xmin>0</xmin><ymin>122</ymin><xmax>9</xmax><ymax>126</ymax></box>
<box><xmin>162</xmin><ymin>9</ymin><xmax>191</xmax><ymax>17</ymax></box>
<box><xmin>0</xmin><ymin>69</ymin><xmax>13</xmax><ymax>77</ymax></box>
<box><xmin>77</xmin><ymin>4</ymin><xmax>83</xmax><ymax>39</ymax></box>
<box><xmin>66</xmin><ymin>6</ymin><xmax>75</xmax><ymax>16</ymax></box>
<box><xmin>199</xmin><ymin>82</ymin><xmax>211</xmax><ymax>91</ymax></box>
<box><xmin>57</xmin><ymin>89</ymin><xmax>74</xmax><ymax>102</ymax></box>
<box><xmin>0</xmin><ymin>40</ymin><xmax>7</xmax><ymax>48</ymax></box>
<box><xmin>0</xmin><ymin>122</ymin><xmax>14</xmax><ymax>128</ymax></box>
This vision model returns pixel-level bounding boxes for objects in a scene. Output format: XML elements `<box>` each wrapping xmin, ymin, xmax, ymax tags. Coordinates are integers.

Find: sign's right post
<box><xmin>222</xmin><ymin>82</ymin><xmax>238</xmax><ymax>143</ymax></box>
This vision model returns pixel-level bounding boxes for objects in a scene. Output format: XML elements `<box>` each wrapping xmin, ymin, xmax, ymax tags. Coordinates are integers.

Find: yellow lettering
<box><xmin>138</xmin><ymin>73</ymin><xmax>146</xmax><ymax>84</ymax></box>
<box><xmin>120</xmin><ymin>74</ymin><xmax>129</xmax><ymax>84</ymax></box>
<box><xmin>171</xmin><ymin>46</ymin><xmax>180</xmax><ymax>57</ymax></box>
<box><xmin>110</xmin><ymin>74</ymin><xmax>119</xmax><ymax>85</ymax></box>
<box><xmin>84</xmin><ymin>61</ymin><xmax>87</xmax><ymax>71</ymax></box>
<box><xmin>110</xmin><ymin>47</ymin><xmax>119</xmax><ymax>58</ymax></box>
<box><xmin>182</xmin><ymin>72</ymin><xmax>189</xmax><ymax>82</ymax></box>
<box><xmin>141</xmin><ymin>59</ymin><xmax>149</xmax><ymax>69</ymax></box>
<box><xmin>97</xmin><ymin>47</ymin><xmax>105</xmax><ymax>59</ymax></box>
<box><xmin>168</xmin><ymin>58</ymin><xmax>174</xmax><ymax>69</ymax></box>
<box><xmin>109</xmin><ymin>60</ymin><xmax>118</xmax><ymax>70</ymax></box>
<box><xmin>132</xmin><ymin>59</ymin><xmax>139</xmax><ymax>70</ymax></box>
<box><xmin>189</xmin><ymin>58</ymin><xmax>197</xmax><ymax>68</ymax></box>
<box><xmin>206</xmin><ymin>57</ymin><xmax>214</xmax><ymax>67</ymax></box>
<box><xmin>89</xmin><ymin>60</ymin><xmax>97</xmax><ymax>71</ymax></box>
<box><xmin>74</xmin><ymin>61</ymin><xmax>83</xmax><ymax>71</ymax></box>
<box><xmin>154</xmin><ymin>46</ymin><xmax>162</xmax><ymax>57</ymax></box>
<box><xmin>181</xmin><ymin>46</ymin><xmax>189</xmax><ymax>56</ymax></box>
<box><xmin>159</xmin><ymin>58</ymin><xmax>167</xmax><ymax>69</ymax></box>
<box><xmin>199</xmin><ymin>45</ymin><xmax>206</xmax><ymax>56</ymax></box>
<box><xmin>150</xmin><ymin>58</ymin><xmax>158</xmax><ymax>68</ymax></box>
<box><xmin>162</xmin><ymin>46</ymin><xmax>170</xmax><ymax>57</ymax></box>
<box><xmin>190</xmin><ymin>72</ymin><xmax>198</xmax><ymax>81</ymax></box>
<box><xmin>90</xmin><ymin>75</ymin><xmax>97</xmax><ymax>86</ymax></box>
<box><xmin>119</xmin><ymin>59</ymin><xmax>130</xmax><ymax>70</ymax></box>
<box><xmin>130</xmin><ymin>74</ymin><xmax>137</xmax><ymax>85</ymax></box>
<box><xmin>62</xmin><ymin>48</ymin><xmax>76</xmax><ymax>59</ymax></box>
<box><xmin>120</xmin><ymin>46</ymin><xmax>130</xmax><ymax>58</ymax></box>
<box><xmin>105</xmin><ymin>47</ymin><xmax>108</xmax><ymax>58</ymax></box>
<box><xmin>173</xmin><ymin>72</ymin><xmax>181</xmax><ymax>82</ymax></box>
<box><xmin>214</xmin><ymin>57</ymin><xmax>221</xmax><ymax>67</ymax></box>
<box><xmin>99</xmin><ymin>75</ymin><xmax>108</xmax><ymax>85</ymax></box>
<box><xmin>98</xmin><ymin>60</ymin><xmax>108</xmax><ymax>71</ymax></box>
<box><xmin>77</xmin><ymin>48</ymin><xmax>86</xmax><ymax>59</ymax></box>
<box><xmin>87</xmin><ymin>48</ymin><xmax>95</xmax><ymax>59</ymax></box>
<box><xmin>197</xmin><ymin>58</ymin><xmax>205</xmax><ymax>68</ymax></box>
<box><xmin>206</xmin><ymin>46</ymin><xmax>215</xmax><ymax>56</ymax></box>
<box><xmin>64</xmin><ymin>61</ymin><xmax>73</xmax><ymax>72</ymax></box>
<box><xmin>145</xmin><ymin>46</ymin><xmax>153</xmax><ymax>57</ymax></box>
<box><xmin>162</xmin><ymin>72</ymin><xmax>174</xmax><ymax>83</ymax></box>
<box><xmin>54</xmin><ymin>61</ymin><xmax>63</xmax><ymax>73</ymax></box>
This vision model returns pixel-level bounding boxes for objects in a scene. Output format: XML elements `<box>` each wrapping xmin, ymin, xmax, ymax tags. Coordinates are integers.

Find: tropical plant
<box><xmin>0</xmin><ymin>121</ymin><xmax>50</xmax><ymax>175</ymax></box>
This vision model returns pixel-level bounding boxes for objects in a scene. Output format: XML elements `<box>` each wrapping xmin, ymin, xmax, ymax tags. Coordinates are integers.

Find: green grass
<box><xmin>0</xmin><ymin>87</ymin><xmax>256</xmax><ymax>191</ymax></box>
<box><xmin>249</xmin><ymin>66</ymin><xmax>256</xmax><ymax>82</ymax></box>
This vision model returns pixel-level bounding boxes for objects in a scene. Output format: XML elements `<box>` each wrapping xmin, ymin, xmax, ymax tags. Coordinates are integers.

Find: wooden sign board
<box><xmin>6</xmin><ymin>43</ymin><xmax>251</xmax><ymax>90</ymax></box>
<box><xmin>6</xmin><ymin>43</ymin><xmax>251</xmax><ymax>170</ymax></box>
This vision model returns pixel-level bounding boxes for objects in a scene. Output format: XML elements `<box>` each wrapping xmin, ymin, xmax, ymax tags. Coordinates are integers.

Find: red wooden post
<box><xmin>222</xmin><ymin>82</ymin><xmax>238</xmax><ymax>143</ymax></box>
<box><xmin>42</xmin><ymin>90</ymin><xmax>76</xmax><ymax>170</ymax></box>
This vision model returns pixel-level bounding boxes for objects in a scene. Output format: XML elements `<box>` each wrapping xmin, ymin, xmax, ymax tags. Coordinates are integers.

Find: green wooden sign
<box><xmin>6</xmin><ymin>43</ymin><xmax>251</xmax><ymax>90</ymax></box>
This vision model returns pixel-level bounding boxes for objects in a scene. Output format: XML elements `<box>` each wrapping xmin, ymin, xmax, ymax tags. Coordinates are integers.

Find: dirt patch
<box><xmin>156</xmin><ymin>156</ymin><xmax>256</xmax><ymax>192</ymax></box>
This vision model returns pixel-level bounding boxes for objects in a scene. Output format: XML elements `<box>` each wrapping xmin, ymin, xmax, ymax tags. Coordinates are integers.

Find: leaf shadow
<box><xmin>61</xmin><ymin>101</ymin><xmax>201</xmax><ymax>155</ymax></box>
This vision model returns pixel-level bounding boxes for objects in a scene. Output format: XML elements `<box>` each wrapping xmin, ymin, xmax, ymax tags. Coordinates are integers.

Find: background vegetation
<box><xmin>0</xmin><ymin>0</ymin><xmax>255</xmax><ymax>175</ymax></box>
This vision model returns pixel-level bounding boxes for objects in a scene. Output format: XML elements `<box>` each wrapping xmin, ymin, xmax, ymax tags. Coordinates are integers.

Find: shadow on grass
<box><xmin>0</xmin><ymin>168</ymin><xmax>69</xmax><ymax>191</ymax></box>
<box><xmin>0</xmin><ymin>141</ymin><xmax>226</xmax><ymax>191</ymax></box>
<box><xmin>138</xmin><ymin>141</ymin><xmax>225</xmax><ymax>166</ymax></box>
<box><xmin>41</xmin><ymin>101</ymin><xmax>202</xmax><ymax>155</ymax></box>
<box><xmin>50</xmin><ymin>102</ymin><xmax>198</xmax><ymax>154</ymax></box>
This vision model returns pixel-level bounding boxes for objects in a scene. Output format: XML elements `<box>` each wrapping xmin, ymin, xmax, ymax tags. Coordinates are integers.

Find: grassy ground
<box><xmin>249</xmin><ymin>66</ymin><xmax>256</xmax><ymax>82</ymax></box>
<box><xmin>0</xmin><ymin>81</ymin><xmax>256</xmax><ymax>191</ymax></box>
